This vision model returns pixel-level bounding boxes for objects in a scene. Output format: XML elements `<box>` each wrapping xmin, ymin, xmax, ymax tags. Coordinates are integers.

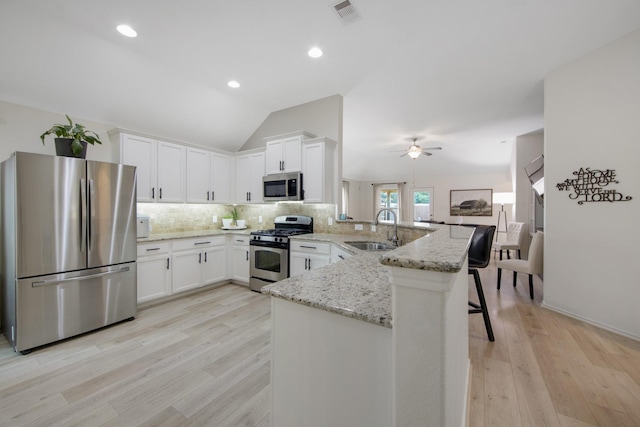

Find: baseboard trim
<box><xmin>541</xmin><ymin>301</ymin><xmax>640</xmax><ymax>342</ymax></box>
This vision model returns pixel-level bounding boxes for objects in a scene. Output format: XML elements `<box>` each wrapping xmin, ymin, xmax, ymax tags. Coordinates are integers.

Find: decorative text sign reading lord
<box><xmin>556</xmin><ymin>168</ymin><xmax>632</xmax><ymax>205</ymax></box>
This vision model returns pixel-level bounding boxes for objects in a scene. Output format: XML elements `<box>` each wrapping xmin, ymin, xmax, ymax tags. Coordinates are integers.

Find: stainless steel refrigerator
<box><xmin>1</xmin><ymin>152</ymin><xmax>137</xmax><ymax>353</ymax></box>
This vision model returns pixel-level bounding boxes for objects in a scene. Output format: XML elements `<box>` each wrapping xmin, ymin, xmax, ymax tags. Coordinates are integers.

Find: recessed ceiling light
<box><xmin>308</xmin><ymin>47</ymin><xmax>323</xmax><ymax>58</ymax></box>
<box><xmin>116</xmin><ymin>24</ymin><xmax>137</xmax><ymax>38</ymax></box>
<box><xmin>227</xmin><ymin>80</ymin><xmax>240</xmax><ymax>88</ymax></box>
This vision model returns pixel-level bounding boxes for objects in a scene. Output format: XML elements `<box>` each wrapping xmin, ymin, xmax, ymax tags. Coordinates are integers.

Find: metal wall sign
<box><xmin>556</xmin><ymin>168</ymin><xmax>632</xmax><ymax>205</ymax></box>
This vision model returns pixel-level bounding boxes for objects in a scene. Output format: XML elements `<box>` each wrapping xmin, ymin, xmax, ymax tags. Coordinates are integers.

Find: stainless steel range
<box><xmin>249</xmin><ymin>215</ymin><xmax>313</xmax><ymax>292</ymax></box>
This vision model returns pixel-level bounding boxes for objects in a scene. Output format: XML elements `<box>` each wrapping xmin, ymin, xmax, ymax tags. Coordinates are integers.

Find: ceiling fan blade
<box><xmin>399</xmin><ymin>152</ymin><xmax>408</xmax><ymax>157</ymax></box>
<box><xmin>422</xmin><ymin>152</ymin><xmax>433</xmax><ymax>156</ymax></box>
<box><xmin>422</xmin><ymin>147</ymin><xmax>442</xmax><ymax>151</ymax></box>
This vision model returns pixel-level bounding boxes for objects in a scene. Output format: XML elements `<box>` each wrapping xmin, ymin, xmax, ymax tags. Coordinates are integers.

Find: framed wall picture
<box><xmin>450</xmin><ymin>189</ymin><xmax>493</xmax><ymax>217</ymax></box>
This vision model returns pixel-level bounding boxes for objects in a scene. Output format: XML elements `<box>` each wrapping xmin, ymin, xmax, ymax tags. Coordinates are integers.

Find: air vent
<box><xmin>333</xmin><ymin>0</ymin><xmax>361</xmax><ymax>24</ymax></box>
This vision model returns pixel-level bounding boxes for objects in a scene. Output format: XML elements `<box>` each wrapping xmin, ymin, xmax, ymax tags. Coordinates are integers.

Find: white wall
<box><xmin>513</xmin><ymin>130</ymin><xmax>544</xmax><ymax>256</ymax></box>
<box><xmin>0</xmin><ymin>101</ymin><xmax>119</xmax><ymax>163</ymax></box>
<box><xmin>544</xmin><ymin>29</ymin><xmax>640</xmax><ymax>339</ymax></box>
<box><xmin>240</xmin><ymin>94</ymin><xmax>343</xmax><ymax>150</ymax></box>
<box><xmin>350</xmin><ymin>172</ymin><xmax>512</xmax><ymax>224</ymax></box>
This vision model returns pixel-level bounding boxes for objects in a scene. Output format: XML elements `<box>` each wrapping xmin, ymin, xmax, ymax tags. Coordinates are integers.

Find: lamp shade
<box><xmin>492</xmin><ymin>192</ymin><xmax>515</xmax><ymax>205</ymax></box>
<box><xmin>407</xmin><ymin>146</ymin><xmax>421</xmax><ymax>159</ymax></box>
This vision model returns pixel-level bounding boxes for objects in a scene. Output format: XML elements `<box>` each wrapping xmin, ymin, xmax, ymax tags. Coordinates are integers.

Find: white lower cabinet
<box><xmin>171</xmin><ymin>236</ymin><xmax>227</xmax><ymax>294</ymax></box>
<box><xmin>331</xmin><ymin>245</ymin><xmax>354</xmax><ymax>263</ymax></box>
<box><xmin>137</xmin><ymin>242</ymin><xmax>171</xmax><ymax>303</ymax></box>
<box><xmin>231</xmin><ymin>235</ymin><xmax>250</xmax><ymax>284</ymax></box>
<box><xmin>289</xmin><ymin>240</ymin><xmax>331</xmax><ymax>277</ymax></box>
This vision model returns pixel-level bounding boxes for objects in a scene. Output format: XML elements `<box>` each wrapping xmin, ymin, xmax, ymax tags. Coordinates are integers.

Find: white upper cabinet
<box><xmin>211</xmin><ymin>152</ymin><xmax>231</xmax><ymax>203</ymax></box>
<box><xmin>265</xmin><ymin>136</ymin><xmax>303</xmax><ymax>174</ymax></box>
<box><xmin>302</xmin><ymin>137</ymin><xmax>338</xmax><ymax>204</ymax></box>
<box><xmin>186</xmin><ymin>148</ymin><xmax>211</xmax><ymax>203</ymax></box>
<box><xmin>120</xmin><ymin>133</ymin><xmax>185</xmax><ymax>203</ymax></box>
<box><xmin>186</xmin><ymin>148</ymin><xmax>231</xmax><ymax>203</ymax></box>
<box><xmin>156</xmin><ymin>141</ymin><xmax>186</xmax><ymax>202</ymax></box>
<box><xmin>235</xmin><ymin>150</ymin><xmax>265</xmax><ymax>203</ymax></box>
<box><xmin>120</xmin><ymin>134</ymin><xmax>156</xmax><ymax>202</ymax></box>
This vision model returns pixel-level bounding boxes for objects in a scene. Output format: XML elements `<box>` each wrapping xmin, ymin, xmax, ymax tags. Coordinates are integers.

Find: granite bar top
<box><xmin>137</xmin><ymin>228</ymin><xmax>251</xmax><ymax>243</ymax></box>
<box><xmin>261</xmin><ymin>225</ymin><xmax>474</xmax><ymax>328</ymax></box>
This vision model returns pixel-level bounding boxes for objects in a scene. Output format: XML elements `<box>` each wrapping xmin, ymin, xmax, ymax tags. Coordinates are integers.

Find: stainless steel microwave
<box><xmin>263</xmin><ymin>172</ymin><xmax>303</xmax><ymax>201</ymax></box>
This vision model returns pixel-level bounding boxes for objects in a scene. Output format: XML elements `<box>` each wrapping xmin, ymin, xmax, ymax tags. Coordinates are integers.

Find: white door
<box><xmin>412</xmin><ymin>187</ymin><xmax>435</xmax><ymax>222</ymax></box>
<box><xmin>307</xmin><ymin>253</ymin><xmax>330</xmax><ymax>271</ymax></box>
<box><xmin>249</xmin><ymin>152</ymin><xmax>265</xmax><ymax>203</ymax></box>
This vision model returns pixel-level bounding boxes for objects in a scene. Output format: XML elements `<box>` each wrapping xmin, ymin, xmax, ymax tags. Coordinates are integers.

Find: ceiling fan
<box><xmin>392</xmin><ymin>137</ymin><xmax>442</xmax><ymax>159</ymax></box>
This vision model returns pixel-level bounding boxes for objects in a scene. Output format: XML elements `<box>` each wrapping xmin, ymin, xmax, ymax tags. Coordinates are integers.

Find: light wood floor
<box><xmin>1</xmin><ymin>260</ymin><xmax>639</xmax><ymax>426</ymax></box>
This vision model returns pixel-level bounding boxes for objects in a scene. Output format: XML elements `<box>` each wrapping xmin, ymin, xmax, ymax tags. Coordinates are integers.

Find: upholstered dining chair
<box><xmin>496</xmin><ymin>231</ymin><xmax>544</xmax><ymax>299</ymax></box>
<box><xmin>464</xmin><ymin>224</ymin><xmax>496</xmax><ymax>342</ymax></box>
<box><xmin>493</xmin><ymin>222</ymin><xmax>527</xmax><ymax>260</ymax></box>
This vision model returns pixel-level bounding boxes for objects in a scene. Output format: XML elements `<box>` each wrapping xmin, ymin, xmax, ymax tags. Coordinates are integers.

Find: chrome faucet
<box><xmin>375</xmin><ymin>208</ymin><xmax>400</xmax><ymax>246</ymax></box>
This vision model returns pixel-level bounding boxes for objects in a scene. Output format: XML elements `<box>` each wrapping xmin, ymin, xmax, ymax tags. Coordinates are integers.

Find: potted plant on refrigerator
<box><xmin>40</xmin><ymin>114</ymin><xmax>103</xmax><ymax>158</ymax></box>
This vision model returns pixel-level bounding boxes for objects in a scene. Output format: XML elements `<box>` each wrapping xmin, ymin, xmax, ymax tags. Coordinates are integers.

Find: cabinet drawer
<box><xmin>290</xmin><ymin>240</ymin><xmax>331</xmax><ymax>255</ymax></box>
<box><xmin>137</xmin><ymin>241</ymin><xmax>171</xmax><ymax>257</ymax></box>
<box><xmin>232</xmin><ymin>236</ymin><xmax>250</xmax><ymax>246</ymax></box>
<box><xmin>172</xmin><ymin>235</ymin><xmax>226</xmax><ymax>251</ymax></box>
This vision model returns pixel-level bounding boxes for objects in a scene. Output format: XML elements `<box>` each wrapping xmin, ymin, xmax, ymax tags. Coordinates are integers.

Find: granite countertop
<box><xmin>261</xmin><ymin>225</ymin><xmax>474</xmax><ymax>329</ymax></box>
<box><xmin>138</xmin><ymin>228</ymin><xmax>252</xmax><ymax>243</ymax></box>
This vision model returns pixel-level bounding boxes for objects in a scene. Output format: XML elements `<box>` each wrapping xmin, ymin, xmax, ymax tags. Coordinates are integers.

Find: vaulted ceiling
<box><xmin>2</xmin><ymin>0</ymin><xmax>639</xmax><ymax>180</ymax></box>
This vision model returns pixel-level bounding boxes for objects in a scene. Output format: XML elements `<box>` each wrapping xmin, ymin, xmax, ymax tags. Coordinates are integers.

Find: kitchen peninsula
<box><xmin>262</xmin><ymin>224</ymin><xmax>474</xmax><ymax>427</ymax></box>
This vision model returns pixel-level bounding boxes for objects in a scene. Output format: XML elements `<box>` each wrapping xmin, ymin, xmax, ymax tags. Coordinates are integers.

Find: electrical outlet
<box><xmin>355</xmin><ymin>224</ymin><xmax>363</xmax><ymax>231</ymax></box>
<box><xmin>258</xmin><ymin>215</ymin><xmax>263</xmax><ymax>223</ymax></box>
<box><xmin>371</xmin><ymin>225</ymin><xmax>377</xmax><ymax>232</ymax></box>
<box><xmin>212</xmin><ymin>215</ymin><xmax>217</xmax><ymax>223</ymax></box>
<box><xmin>328</xmin><ymin>217</ymin><xmax>333</xmax><ymax>226</ymax></box>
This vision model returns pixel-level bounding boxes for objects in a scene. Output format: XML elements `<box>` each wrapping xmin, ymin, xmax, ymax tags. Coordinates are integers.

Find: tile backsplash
<box><xmin>138</xmin><ymin>203</ymin><xmax>338</xmax><ymax>234</ymax></box>
<box><xmin>137</xmin><ymin>203</ymin><xmax>430</xmax><ymax>244</ymax></box>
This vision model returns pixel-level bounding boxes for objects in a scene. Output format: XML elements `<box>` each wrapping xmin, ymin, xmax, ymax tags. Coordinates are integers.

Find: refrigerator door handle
<box><xmin>88</xmin><ymin>179</ymin><xmax>96</xmax><ymax>250</ymax></box>
<box><xmin>80</xmin><ymin>178</ymin><xmax>87</xmax><ymax>253</ymax></box>
<box><xmin>31</xmin><ymin>266</ymin><xmax>131</xmax><ymax>287</ymax></box>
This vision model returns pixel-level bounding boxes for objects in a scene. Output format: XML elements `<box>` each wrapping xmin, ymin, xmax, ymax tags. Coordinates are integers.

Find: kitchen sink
<box><xmin>345</xmin><ymin>241</ymin><xmax>396</xmax><ymax>251</ymax></box>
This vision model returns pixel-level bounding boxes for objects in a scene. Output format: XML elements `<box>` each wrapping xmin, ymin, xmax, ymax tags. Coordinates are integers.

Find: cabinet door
<box><xmin>249</xmin><ymin>151</ymin><xmax>265</xmax><ymax>203</ymax></box>
<box><xmin>232</xmin><ymin>245</ymin><xmax>250</xmax><ymax>283</ymax></box>
<box><xmin>157</xmin><ymin>141</ymin><xmax>186</xmax><ymax>203</ymax></box>
<box><xmin>203</xmin><ymin>246</ymin><xmax>227</xmax><ymax>285</ymax></box>
<box><xmin>172</xmin><ymin>249</ymin><xmax>202</xmax><ymax>293</ymax></box>
<box><xmin>235</xmin><ymin>154</ymin><xmax>250</xmax><ymax>203</ymax></box>
<box><xmin>289</xmin><ymin>252</ymin><xmax>308</xmax><ymax>278</ymax></box>
<box><xmin>186</xmin><ymin>148</ymin><xmax>211</xmax><ymax>203</ymax></box>
<box><xmin>121</xmin><ymin>134</ymin><xmax>156</xmax><ymax>202</ymax></box>
<box><xmin>137</xmin><ymin>255</ymin><xmax>171</xmax><ymax>303</ymax></box>
<box><xmin>307</xmin><ymin>253</ymin><xmax>331</xmax><ymax>271</ymax></box>
<box><xmin>302</xmin><ymin>142</ymin><xmax>324</xmax><ymax>203</ymax></box>
<box><xmin>282</xmin><ymin>136</ymin><xmax>302</xmax><ymax>172</ymax></box>
<box><xmin>211</xmin><ymin>152</ymin><xmax>231</xmax><ymax>203</ymax></box>
<box><xmin>265</xmin><ymin>139</ymin><xmax>284</xmax><ymax>175</ymax></box>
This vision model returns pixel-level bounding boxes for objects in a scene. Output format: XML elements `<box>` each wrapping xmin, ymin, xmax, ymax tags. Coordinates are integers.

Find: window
<box><xmin>412</xmin><ymin>188</ymin><xmax>434</xmax><ymax>222</ymax></box>
<box><xmin>378</xmin><ymin>186</ymin><xmax>399</xmax><ymax>222</ymax></box>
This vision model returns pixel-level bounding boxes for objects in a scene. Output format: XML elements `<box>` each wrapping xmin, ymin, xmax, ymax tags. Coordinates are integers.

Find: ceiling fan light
<box><xmin>408</xmin><ymin>146</ymin><xmax>421</xmax><ymax>159</ymax></box>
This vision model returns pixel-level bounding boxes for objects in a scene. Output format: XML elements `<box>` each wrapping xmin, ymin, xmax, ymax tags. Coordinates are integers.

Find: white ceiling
<box><xmin>1</xmin><ymin>0</ymin><xmax>639</xmax><ymax>181</ymax></box>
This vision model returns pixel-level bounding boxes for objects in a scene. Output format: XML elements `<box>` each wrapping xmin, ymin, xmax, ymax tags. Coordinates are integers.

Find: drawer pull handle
<box><xmin>300</xmin><ymin>245</ymin><xmax>317</xmax><ymax>249</ymax></box>
<box><xmin>194</xmin><ymin>241</ymin><xmax>211</xmax><ymax>246</ymax></box>
<box><xmin>146</xmin><ymin>247</ymin><xmax>161</xmax><ymax>252</ymax></box>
